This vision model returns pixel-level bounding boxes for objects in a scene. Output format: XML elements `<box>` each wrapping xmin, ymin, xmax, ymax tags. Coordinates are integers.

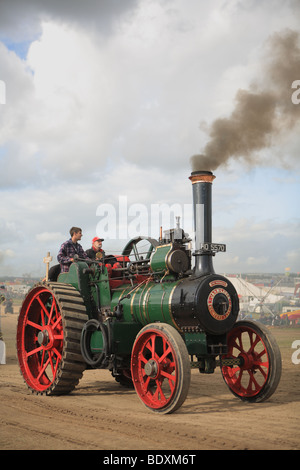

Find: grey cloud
<box><xmin>0</xmin><ymin>0</ymin><xmax>139</xmax><ymax>41</ymax></box>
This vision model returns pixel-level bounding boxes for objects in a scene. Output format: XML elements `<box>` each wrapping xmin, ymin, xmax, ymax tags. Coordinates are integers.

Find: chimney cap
<box><xmin>189</xmin><ymin>170</ymin><xmax>215</xmax><ymax>184</ymax></box>
<box><xmin>191</xmin><ymin>170</ymin><xmax>213</xmax><ymax>176</ymax></box>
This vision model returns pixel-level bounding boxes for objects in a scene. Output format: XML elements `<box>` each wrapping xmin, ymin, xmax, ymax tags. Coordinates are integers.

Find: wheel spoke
<box><xmin>48</xmin><ymin>350</ymin><xmax>60</xmax><ymax>377</ymax></box>
<box><xmin>53</xmin><ymin>334</ymin><xmax>63</xmax><ymax>340</ymax></box>
<box><xmin>40</xmin><ymin>349</ymin><xmax>46</xmax><ymax>370</ymax></box>
<box><xmin>139</xmin><ymin>351</ymin><xmax>148</xmax><ymax>364</ymax></box>
<box><xmin>255</xmin><ymin>363</ymin><xmax>268</xmax><ymax>378</ymax></box>
<box><xmin>161</xmin><ymin>370</ymin><xmax>176</xmax><ymax>393</ymax></box>
<box><xmin>246</xmin><ymin>370</ymin><xmax>260</xmax><ymax>393</ymax></box>
<box><xmin>47</xmin><ymin>299</ymin><xmax>56</xmax><ymax>325</ymax></box>
<box><xmin>26</xmin><ymin>320</ymin><xmax>44</xmax><ymax>330</ymax></box>
<box><xmin>143</xmin><ymin>375</ymin><xmax>151</xmax><ymax>390</ymax></box>
<box><xmin>158</xmin><ymin>341</ymin><xmax>172</xmax><ymax>363</ymax></box>
<box><xmin>231</xmin><ymin>336</ymin><xmax>243</xmax><ymax>353</ymax></box>
<box><xmin>52</xmin><ymin>347</ymin><xmax>62</xmax><ymax>362</ymax></box>
<box><xmin>153</xmin><ymin>380</ymin><xmax>167</xmax><ymax>404</ymax></box>
<box><xmin>256</xmin><ymin>348</ymin><xmax>267</xmax><ymax>360</ymax></box>
<box><xmin>161</xmin><ymin>369</ymin><xmax>175</xmax><ymax>381</ymax></box>
<box><xmin>51</xmin><ymin>309</ymin><xmax>62</xmax><ymax>329</ymax></box>
<box><xmin>26</xmin><ymin>345</ymin><xmax>43</xmax><ymax>358</ymax></box>
<box><xmin>146</xmin><ymin>334</ymin><xmax>156</xmax><ymax>357</ymax></box>
<box><xmin>235</xmin><ymin>370</ymin><xmax>243</xmax><ymax>390</ymax></box>
<box><xmin>37</xmin><ymin>355</ymin><xmax>50</xmax><ymax>380</ymax></box>
<box><xmin>248</xmin><ymin>332</ymin><xmax>260</xmax><ymax>353</ymax></box>
<box><xmin>37</xmin><ymin>295</ymin><xmax>50</xmax><ymax>326</ymax></box>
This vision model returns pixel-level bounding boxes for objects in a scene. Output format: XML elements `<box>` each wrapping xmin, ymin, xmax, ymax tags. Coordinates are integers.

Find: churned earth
<box><xmin>0</xmin><ymin>311</ymin><xmax>299</xmax><ymax>450</ymax></box>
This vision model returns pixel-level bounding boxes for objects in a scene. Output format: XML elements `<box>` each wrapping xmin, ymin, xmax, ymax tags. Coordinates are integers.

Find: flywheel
<box><xmin>17</xmin><ymin>282</ymin><xmax>88</xmax><ymax>395</ymax></box>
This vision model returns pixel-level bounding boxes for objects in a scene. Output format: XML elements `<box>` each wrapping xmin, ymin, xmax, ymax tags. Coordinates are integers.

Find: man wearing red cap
<box><xmin>85</xmin><ymin>236</ymin><xmax>105</xmax><ymax>260</ymax></box>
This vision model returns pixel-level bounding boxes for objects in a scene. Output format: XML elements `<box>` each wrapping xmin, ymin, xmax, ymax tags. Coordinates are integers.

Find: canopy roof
<box><xmin>228</xmin><ymin>277</ymin><xmax>284</xmax><ymax>304</ymax></box>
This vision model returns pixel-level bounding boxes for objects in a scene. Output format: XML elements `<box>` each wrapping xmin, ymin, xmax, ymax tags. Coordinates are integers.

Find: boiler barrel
<box><xmin>111</xmin><ymin>273</ymin><xmax>239</xmax><ymax>336</ymax></box>
<box><xmin>111</xmin><ymin>280</ymin><xmax>179</xmax><ymax>330</ymax></box>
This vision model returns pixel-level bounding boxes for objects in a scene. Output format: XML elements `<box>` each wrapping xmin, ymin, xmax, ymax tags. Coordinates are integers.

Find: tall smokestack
<box><xmin>189</xmin><ymin>170</ymin><xmax>216</xmax><ymax>276</ymax></box>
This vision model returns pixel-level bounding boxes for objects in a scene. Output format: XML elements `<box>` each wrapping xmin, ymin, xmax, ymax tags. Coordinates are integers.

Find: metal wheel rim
<box><xmin>131</xmin><ymin>328</ymin><xmax>179</xmax><ymax>410</ymax></box>
<box><xmin>221</xmin><ymin>323</ymin><xmax>270</xmax><ymax>398</ymax></box>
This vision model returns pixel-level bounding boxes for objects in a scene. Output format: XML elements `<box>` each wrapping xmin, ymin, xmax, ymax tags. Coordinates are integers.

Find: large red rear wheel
<box><xmin>17</xmin><ymin>283</ymin><xmax>88</xmax><ymax>395</ymax></box>
<box><xmin>221</xmin><ymin>321</ymin><xmax>281</xmax><ymax>402</ymax></box>
<box><xmin>131</xmin><ymin>323</ymin><xmax>191</xmax><ymax>414</ymax></box>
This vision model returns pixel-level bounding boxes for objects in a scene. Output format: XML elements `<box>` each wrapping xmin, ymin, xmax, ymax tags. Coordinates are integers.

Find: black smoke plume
<box><xmin>191</xmin><ymin>29</ymin><xmax>300</xmax><ymax>171</ymax></box>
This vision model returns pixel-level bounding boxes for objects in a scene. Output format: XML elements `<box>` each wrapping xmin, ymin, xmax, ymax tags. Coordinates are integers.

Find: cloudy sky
<box><xmin>0</xmin><ymin>0</ymin><xmax>299</xmax><ymax>278</ymax></box>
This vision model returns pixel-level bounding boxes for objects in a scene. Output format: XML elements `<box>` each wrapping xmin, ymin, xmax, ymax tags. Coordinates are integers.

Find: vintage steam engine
<box><xmin>16</xmin><ymin>171</ymin><xmax>282</xmax><ymax>413</ymax></box>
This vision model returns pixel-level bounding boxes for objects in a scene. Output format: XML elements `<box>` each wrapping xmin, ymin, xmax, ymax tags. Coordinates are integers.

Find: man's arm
<box><xmin>78</xmin><ymin>244</ymin><xmax>90</xmax><ymax>260</ymax></box>
<box><xmin>57</xmin><ymin>241</ymin><xmax>73</xmax><ymax>265</ymax></box>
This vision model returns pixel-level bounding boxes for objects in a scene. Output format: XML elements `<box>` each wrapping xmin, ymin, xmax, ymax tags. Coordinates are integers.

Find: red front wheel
<box><xmin>221</xmin><ymin>321</ymin><xmax>282</xmax><ymax>402</ymax></box>
<box><xmin>17</xmin><ymin>283</ymin><xmax>87</xmax><ymax>395</ymax></box>
<box><xmin>131</xmin><ymin>323</ymin><xmax>191</xmax><ymax>414</ymax></box>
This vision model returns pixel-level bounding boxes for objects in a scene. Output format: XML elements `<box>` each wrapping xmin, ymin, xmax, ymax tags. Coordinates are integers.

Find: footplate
<box><xmin>216</xmin><ymin>357</ymin><xmax>244</xmax><ymax>367</ymax></box>
<box><xmin>191</xmin><ymin>356</ymin><xmax>243</xmax><ymax>369</ymax></box>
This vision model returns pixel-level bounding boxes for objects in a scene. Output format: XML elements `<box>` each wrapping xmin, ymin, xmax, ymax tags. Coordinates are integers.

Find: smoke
<box><xmin>191</xmin><ymin>29</ymin><xmax>300</xmax><ymax>172</ymax></box>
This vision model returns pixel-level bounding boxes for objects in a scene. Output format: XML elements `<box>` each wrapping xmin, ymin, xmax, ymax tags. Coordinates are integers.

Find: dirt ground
<box><xmin>0</xmin><ymin>309</ymin><xmax>299</xmax><ymax>451</ymax></box>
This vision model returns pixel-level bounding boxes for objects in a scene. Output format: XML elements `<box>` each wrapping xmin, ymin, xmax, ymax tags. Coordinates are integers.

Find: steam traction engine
<box><xmin>16</xmin><ymin>171</ymin><xmax>282</xmax><ymax>414</ymax></box>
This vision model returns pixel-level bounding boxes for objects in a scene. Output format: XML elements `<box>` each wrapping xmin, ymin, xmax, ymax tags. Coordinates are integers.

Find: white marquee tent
<box><xmin>227</xmin><ymin>276</ymin><xmax>284</xmax><ymax>312</ymax></box>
